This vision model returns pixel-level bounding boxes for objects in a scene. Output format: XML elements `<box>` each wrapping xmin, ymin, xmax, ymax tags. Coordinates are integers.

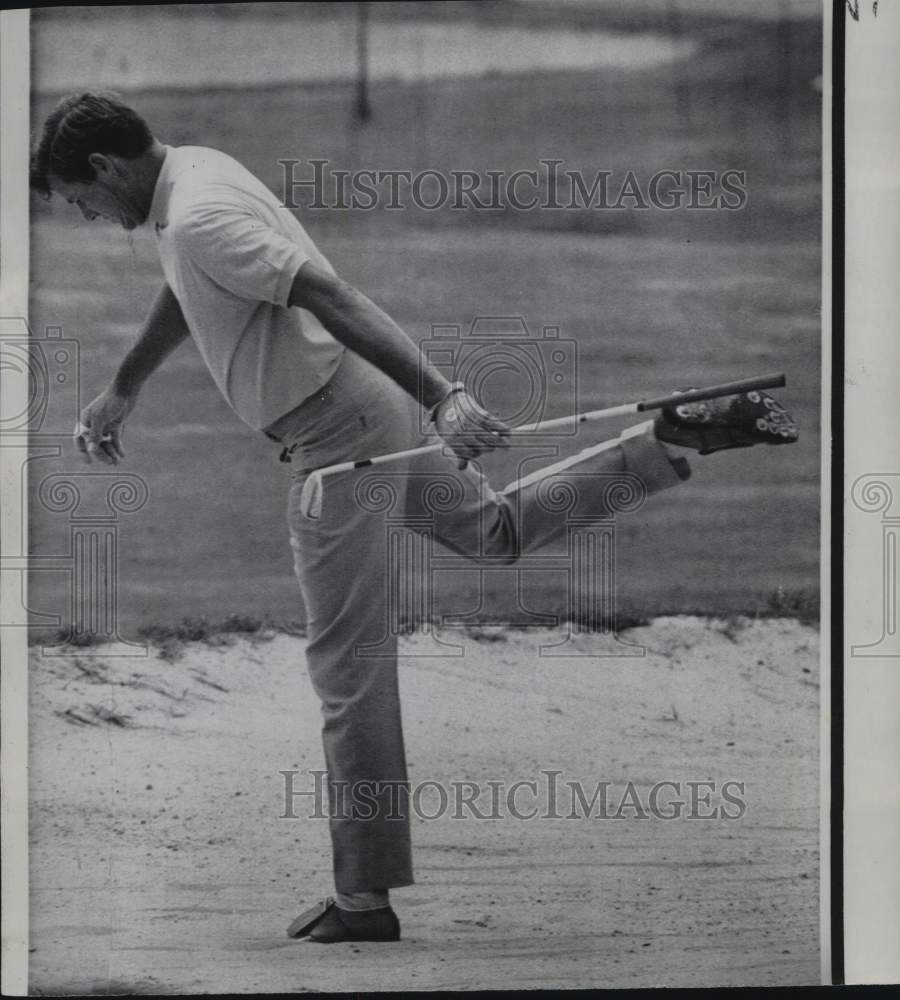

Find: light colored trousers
<box><xmin>267</xmin><ymin>350</ymin><xmax>688</xmax><ymax>893</ymax></box>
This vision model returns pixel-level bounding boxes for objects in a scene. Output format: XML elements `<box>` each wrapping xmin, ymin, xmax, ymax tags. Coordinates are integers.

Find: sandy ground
<box><xmin>27</xmin><ymin>617</ymin><xmax>819</xmax><ymax>993</ymax></box>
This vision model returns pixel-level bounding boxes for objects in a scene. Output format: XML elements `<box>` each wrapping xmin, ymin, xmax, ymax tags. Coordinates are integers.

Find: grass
<box><xmin>137</xmin><ymin>612</ymin><xmax>270</xmax><ymax>644</ymax></box>
<box><xmin>31</xmin><ymin>591</ymin><xmax>817</xmax><ymax>659</ymax></box>
<box><xmin>45</xmin><ymin>630</ymin><xmax>110</xmax><ymax>649</ymax></box>
<box><xmin>764</xmin><ymin>586</ymin><xmax>820</xmax><ymax>625</ymax></box>
<box><xmin>27</xmin><ymin>12</ymin><xmax>821</xmax><ymax>636</ymax></box>
<box><xmin>132</xmin><ymin>614</ymin><xmax>278</xmax><ymax>661</ymax></box>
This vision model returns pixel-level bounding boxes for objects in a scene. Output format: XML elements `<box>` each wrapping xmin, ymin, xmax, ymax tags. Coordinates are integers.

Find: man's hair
<box><xmin>30</xmin><ymin>91</ymin><xmax>153</xmax><ymax>197</ymax></box>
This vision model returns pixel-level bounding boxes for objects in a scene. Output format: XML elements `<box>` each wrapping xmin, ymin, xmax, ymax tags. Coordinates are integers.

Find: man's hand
<box><xmin>433</xmin><ymin>389</ymin><xmax>511</xmax><ymax>468</ymax></box>
<box><xmin>288</xmin><ymin>264</ymin><xmax>513</xmax><ymax>463</ymax></box>
<box><xmin>73</xmin><ymin>388</ymin><xmax>136</xmax><ymax>465</ymax></box>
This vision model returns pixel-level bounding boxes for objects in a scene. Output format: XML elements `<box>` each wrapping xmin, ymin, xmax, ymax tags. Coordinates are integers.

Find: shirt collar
<box><xmin>146</xmin><ymin>145</ymin><xmax>174</xmax><ymax>231</ymax></box>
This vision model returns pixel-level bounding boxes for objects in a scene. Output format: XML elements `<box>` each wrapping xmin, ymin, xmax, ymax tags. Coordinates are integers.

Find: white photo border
<box><xmin>4</xmin><ymin>1</ymin><xmax>899</xmax><ymax>990</ymax></box>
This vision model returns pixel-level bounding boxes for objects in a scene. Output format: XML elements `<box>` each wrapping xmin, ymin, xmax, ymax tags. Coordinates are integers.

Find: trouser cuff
<box><xmin>618</xmin><ymin>420</ymin><xmax>691</xmax><ymax>493</ymax></box>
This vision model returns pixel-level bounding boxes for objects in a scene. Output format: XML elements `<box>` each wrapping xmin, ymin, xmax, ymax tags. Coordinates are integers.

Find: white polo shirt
<box><xmin>146</xmin><ymin>145</ymin><xmax>344</xmax><ymax>431</ymax></box>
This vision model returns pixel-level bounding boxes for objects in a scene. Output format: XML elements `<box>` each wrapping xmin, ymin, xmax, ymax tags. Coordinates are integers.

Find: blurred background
<box><xmin>27</xmin><ymin>1</ymin><xmax>822</xmax><ymax>639</ymax></box>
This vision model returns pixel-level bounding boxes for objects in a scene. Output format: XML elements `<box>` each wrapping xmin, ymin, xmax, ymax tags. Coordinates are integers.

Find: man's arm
<box><xmin>112</xmin><ymin>282</ymin><xmax>191</xmax><ymax>396</ymax></box>
<box><xmin>75</xmin><ymin>283</ymin><xmax>191</xmax><ymax>464</ymax></box>
<box><xmin>288</xmin><ymin>261</ymin><xmax>510</xmax><ymax>460</ymax></box>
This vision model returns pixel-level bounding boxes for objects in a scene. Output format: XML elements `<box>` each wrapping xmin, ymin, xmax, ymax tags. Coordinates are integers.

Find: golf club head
<box><xmin>299</xmin><ymin>470</ymin><xmax>324</xmax><ymax>520</ymax></box>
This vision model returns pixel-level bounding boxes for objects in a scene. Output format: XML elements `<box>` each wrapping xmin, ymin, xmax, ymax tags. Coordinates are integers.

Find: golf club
<box><xmin>299</xmin><ymin>372</ymin><xmax>787</xmax><ymax>520</ymax></box>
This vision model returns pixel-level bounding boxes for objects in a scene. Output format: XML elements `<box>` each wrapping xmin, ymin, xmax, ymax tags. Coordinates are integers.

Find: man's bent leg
<box><xmin>406</xmin><ymin>420</ymin><xmax>688</xmax><ymax>560</ymax></box>
<box><xmin>500</xmin><ymin>420</ymin><xmax>690</xmax><ymax>557</ymax></box>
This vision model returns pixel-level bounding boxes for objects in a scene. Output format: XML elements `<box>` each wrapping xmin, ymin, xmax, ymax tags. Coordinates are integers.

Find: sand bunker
<box><xmin>28</xmin><ymin>617</ymin><xmax>819</xmax><ymax>992</ymax></box>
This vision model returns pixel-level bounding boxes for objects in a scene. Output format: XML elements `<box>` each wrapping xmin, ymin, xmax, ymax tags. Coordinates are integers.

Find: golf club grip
<box><xmin>636</xmin><ymin>373</ymin><xmax>786</xmax><ymax>412</ymax></box>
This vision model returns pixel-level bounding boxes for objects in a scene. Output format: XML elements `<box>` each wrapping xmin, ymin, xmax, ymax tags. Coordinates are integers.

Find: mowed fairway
<box><xmin>28</xmin><ymin>14</ymin><xmax>821</xmax><ymax>635</ymax></box>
